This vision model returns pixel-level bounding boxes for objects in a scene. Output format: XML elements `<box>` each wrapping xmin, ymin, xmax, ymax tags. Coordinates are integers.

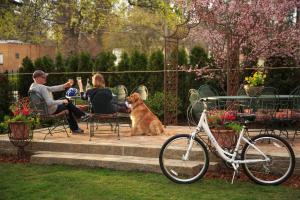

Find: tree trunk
<box><xmin>226</xmin><ymin>37</ymin><xmax>240</xmax><ymax>96</ymax></box>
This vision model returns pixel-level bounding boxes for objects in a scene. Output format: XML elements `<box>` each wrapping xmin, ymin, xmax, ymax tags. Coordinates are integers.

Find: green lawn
<box><xmin>0</xmin><ymin>163</ymin><xmax>299</xmax><ymax>200</ymax></box>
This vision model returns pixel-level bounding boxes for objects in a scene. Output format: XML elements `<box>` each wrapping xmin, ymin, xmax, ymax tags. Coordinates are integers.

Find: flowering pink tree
<box><xmin>187</xmin><ymin>0</ymin><xmax>300</xmax><ymax>95</ymax></box>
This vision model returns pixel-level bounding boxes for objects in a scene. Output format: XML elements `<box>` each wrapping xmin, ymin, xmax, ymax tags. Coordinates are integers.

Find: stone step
<box><xmin>30</xmin><ymin>151</ymin><xmax>220</xmax><ymax>174</ymax></box>
<box><xmin>0</xmin><ymin>139</ymin><xmax>221</xmax><ymax>161</ymax></box>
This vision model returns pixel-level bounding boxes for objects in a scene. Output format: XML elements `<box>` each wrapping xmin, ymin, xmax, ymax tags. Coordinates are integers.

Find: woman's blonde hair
<box><xmin>92</xmin><ymin>73</ymin><xmax>105</xmax><ymax>88</ymax></box>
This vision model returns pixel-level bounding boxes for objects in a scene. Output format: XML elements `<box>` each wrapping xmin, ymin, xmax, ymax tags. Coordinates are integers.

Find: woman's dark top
<box><xmin>81</xmin><ymin>88</ymin><xmax>128</xmax><ymax>114</ymax></box>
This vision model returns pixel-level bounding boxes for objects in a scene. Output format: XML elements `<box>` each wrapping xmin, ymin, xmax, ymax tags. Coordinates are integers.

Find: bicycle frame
<box><xmin>185</xmin><ymin>106</ymin><xmax>270</xmax><ymax>171</ymax></box>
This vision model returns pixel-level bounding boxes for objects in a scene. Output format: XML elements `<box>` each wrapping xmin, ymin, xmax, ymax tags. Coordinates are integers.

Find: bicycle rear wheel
<box><xmin>159</xmin><ymin>134</ymin><xmax>209</xmax><ymax>184</ymax></box>
<box><xmin>241</xmin><ymin>134</ymin><xmax>295</xmax><ymax>185</ymax></box>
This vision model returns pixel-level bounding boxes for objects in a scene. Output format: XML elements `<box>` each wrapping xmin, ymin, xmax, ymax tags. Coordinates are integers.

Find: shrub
<box><xmin>148</xmin><ymin>50</ymin><xmax>164</xmax><ymax>93</ymax></box>
<box><xmin>178</xmin><ymin>47</ymin><xmax>188</xmax><ymax>66</ymax></box>
<box><xmin>145</xmin><ymin>91</ymin><xmax>164</xmax><ymax>120</ymax></box>
<box><xmin>94</xmin><ymin>51</ymin><xmax>116</xmax><ymax>72</ymax></box>
<box><xmin>0</xmin><ymin>73</ymin><xmax>11</xmax><ymax>122</ymax></box>
<box><xmin>189</xmin><ymin>45</ymin><xmax>209</xmax><ymax>68</ymax></box>
<box><xmin>145</xmin><ymin>91</ymin><xmax>182</xmax><ymax>121</ymax></box>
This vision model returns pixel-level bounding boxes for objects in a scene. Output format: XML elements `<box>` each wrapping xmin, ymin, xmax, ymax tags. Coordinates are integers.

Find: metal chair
<box><xmin>187</xmin><ymin>89</ymin><xmax>202</xmax><ymax>126</ymax></box>
<box><xmin>289</xmin><ymin>86</ymin><xmax>300</xmax><ymax>141</ymax></box>
<box><xmin>88</xmin><ymin>89</ymin><xmax>131</xmax><ymax>141</ymax></box>
<box><xmin>131</xmin><ymin>85</ymin><xmax>148</xmax><ymax>101</ymax></box>
<box><xmin>112</xmin><ymin>85</ymin><xmax>128</xmax><ymax>102</ymax></box>
<box><xmin>254</xmin><ymin>87</ymin><xmax>279</xmax><ymax>135</ymax></box>
<box><xmin>28</xmin><ymin>90</ymin><xmax>69</xmax><ymax>140</ymax></box>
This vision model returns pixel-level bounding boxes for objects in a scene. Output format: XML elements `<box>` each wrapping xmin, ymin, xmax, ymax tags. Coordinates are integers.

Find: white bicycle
<box><xmin>159</xmin><ymin>99</ymin><xmax>295</xmax><ymax>185</ymax></box>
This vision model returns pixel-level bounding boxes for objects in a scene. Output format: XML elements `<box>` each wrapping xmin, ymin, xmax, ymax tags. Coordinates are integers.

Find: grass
<box><xmin>0</xmin><ymin>163</ymin><xmax>299</xmax><ymax>200</ymax></box>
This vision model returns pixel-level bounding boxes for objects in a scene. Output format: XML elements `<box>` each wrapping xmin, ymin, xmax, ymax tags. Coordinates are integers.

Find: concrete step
<box><xmin>0</xmin><ymin>139</ymin><xmax>221</xmax><ymax>161</ymax></box>
<box><xmin>30</xmin><ymin>151</ymin><xmax>220</xmax><ymax>174</ymax></box>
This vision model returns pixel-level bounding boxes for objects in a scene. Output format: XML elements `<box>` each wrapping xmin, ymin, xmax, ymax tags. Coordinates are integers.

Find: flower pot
<box><xmin>244</xmin><ymin>85</ymin><xmax>264</xmax><ymax>97</ymax></box>
<box><xmin>9</xmin><ymin>121</ymin><xmax>30</xmax><ymax>140</ymax></box>
<box><xmin>211</xmin><ymin>129</ymin><xmax>237</xmax><ymax>149</ymax></box>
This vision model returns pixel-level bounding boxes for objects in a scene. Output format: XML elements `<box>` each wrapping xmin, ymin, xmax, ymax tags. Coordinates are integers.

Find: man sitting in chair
<box><xmin>29</xmin><ymin>70</ymin><xmax>88</xmax><ymax>134</ymax></box>
<box><xmin>78</xmin><ymin>73</ymin><xmax>129</xmax><ymax>114</ymax></box>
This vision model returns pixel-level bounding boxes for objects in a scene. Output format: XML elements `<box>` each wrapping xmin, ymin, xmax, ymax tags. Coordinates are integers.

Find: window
<box><xmin>15</xmin><ymin>53</ymin><xmax>20</xmax><ymax>59</ymax></box>
<box><xmin>0</xmin><ymin>54</ymin><xmax>3</xmax><ymax>64</ymax></box>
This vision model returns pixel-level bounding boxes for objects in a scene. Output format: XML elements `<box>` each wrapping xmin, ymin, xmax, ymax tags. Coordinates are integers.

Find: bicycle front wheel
<box><xmin>242</xmin><ymin>134</ymin><xmax>295</xmax><ymax>185</ymax></box>
<box><xmin>159</xmin><ymin>134</ymin><xmax>209</xmax><ymax>184</ymax></box>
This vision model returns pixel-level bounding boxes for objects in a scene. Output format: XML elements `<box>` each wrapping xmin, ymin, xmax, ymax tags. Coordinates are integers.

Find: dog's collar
<box><xmin>131</xmin><ymin>100</ymin><xmax>143</xmax><ymax>109</ymax></box>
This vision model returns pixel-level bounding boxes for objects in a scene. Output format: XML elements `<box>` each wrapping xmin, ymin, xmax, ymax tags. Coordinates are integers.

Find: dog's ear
<box><xmin>132</xmin><ymin>93</ymin><xmax>140</xmax><ymax>101</ymax></box>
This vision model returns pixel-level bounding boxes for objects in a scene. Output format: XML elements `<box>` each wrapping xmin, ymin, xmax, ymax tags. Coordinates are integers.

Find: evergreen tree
<box><xmin>78</xmin><ymin>51</ymin><xmax>93</xmax><ymax>72</ymax></box>
<box><xmin>94</xmin><ymin>51</ymin><xmax>116</xmax><ymax>72</ymax></box>
<box><xmin>148</xmin><ymin>50</ymin><xmax>164</xmax><ymax>93</ymax></box>
<box><xmin>115</xmin><ymin>52</ymin><xmax>131</xmax><ymax>87</ymax></box>
<box><xmin>128</xmin><ymin>50</ymin><xmax>148</xmax><ymax>91</ymax></box>
<box><xmin>178</xmin><ymin>48</ymin><xmax>188</xmax><ymax>66</ymax></box>
<box><xmin>0</xmin><ymin>73</ymin><xmax>11</xmax><ymax>122</ymax></box>
<box><xmin>189</xmin><ymin>46</ymin><xmax>209</xmax><ymax>68</ymax></box>
<box><xmin>18</xmin><ymin>57</ymin><xmax>35</xmax><ymax>97</ymax></box>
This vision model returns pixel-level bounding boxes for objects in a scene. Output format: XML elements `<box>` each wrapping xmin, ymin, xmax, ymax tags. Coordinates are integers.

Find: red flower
<box><xmin>22</xmin><ymin>108</ymin><xmax>30</xmax><ymax>116</ymax></box>
<box><xmin>14</xmin><ymin>109</ymin><xmax>20</xmax><ymax>116</ymax></box>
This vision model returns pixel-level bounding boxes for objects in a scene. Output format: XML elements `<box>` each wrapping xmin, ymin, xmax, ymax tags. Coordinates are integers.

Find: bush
<box><xmin>128</xmin><ymin>50</ymin><xmax>148</xmax><ymax>91</ymax></box>
<box><xmin>148</xmin><ymin>50</ymin><xmax>164</xmax><ymax>93</ymax></box>
<box><xmin>189</xmin><ymin>45</ymin><xmax>209</xmax><ymax>68</ymax></box>
<box><xmin>265</xmin><ymin>56</ymin><xmax>300</xmax><ymax>94</ymax></box>
<box><xmin>145</xmin><ymin>91</ymin><xmax>182</xmax><ymax>122</ymax></box>
<box><xmin>18</xmin><ymin>57</ymin><xmax>35</xmax><ymax>97</ymax></box>
<box><xmin>145</xmin><ymin>91</ymin><xmax>164</xmax><ymax>120</ymax></box>
<box><xmin>94</xmin><ymin>51</ymin><xmax>116</xmax><ymax>72</ymax></box>
<box><xmin>178</xmin><ymin>47</ymin><xmax>188</xmax><ymax>66</ymax></box>
<box><xmin>0</xmin><ymin>73</ymin><xmax>11</xmax><ymax>122</ymax></box>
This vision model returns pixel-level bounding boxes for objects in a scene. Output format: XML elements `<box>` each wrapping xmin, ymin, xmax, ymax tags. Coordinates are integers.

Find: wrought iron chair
<box><xmin>187</xmin><ymin>89</ymin><xmax>202</xmax><ymax>126</ymax></box>
<box><xmin>131</xmin><ymin>84</ymin><xmax>148</xmax><ymax>101</ymax></box>
<box><xmin>289</xmin><ymin>86</ymin><xmax>300</xmax><ymax>141</ymax></box>
<box><xmin>254</xmin><ymin>87</ymin><xmax>279</xmax><ymax>135</ymax></box>
<box><xmin>88</xmin><ymin>89</ymin><xmax>131</xmax><ymax>141</ymax></box>
<box><xmin>112</xmin><ymin>85</ymin><xmax>128</xmax><ymax>102</ymax></box>
<box><xmin>28</xmin><ymin>90</ymin><xmax>69</xmax><ymax>140</ymax></box>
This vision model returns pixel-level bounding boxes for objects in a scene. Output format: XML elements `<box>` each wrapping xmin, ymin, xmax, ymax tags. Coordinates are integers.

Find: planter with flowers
<box><xmin>244</xmin><ymin>71</ymin><xmax>267</xmax><ymax>97</ymax></box>
<box><xmin>4</xmin><ymin>97</ymin><xmax>39</xmax><ymax>157</ymax></box>
<box><xmin>207</xmin><ymin>110</ymin><xmax>242</xmax><ymax>149</ymax></box>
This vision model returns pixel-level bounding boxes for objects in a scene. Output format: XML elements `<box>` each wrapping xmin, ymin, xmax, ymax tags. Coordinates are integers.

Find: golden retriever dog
<box><xmin>127</xmin><ymin>93</ymin><xmax>164</xmax><ymax>136</ymax></box>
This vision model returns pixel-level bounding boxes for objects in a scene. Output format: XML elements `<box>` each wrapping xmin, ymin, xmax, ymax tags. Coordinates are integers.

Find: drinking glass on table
<box><xmin>68</xmin><ymin>78</ymin><xmax>74</xmax><ymax>86</ymax></box>
<box><xmin>77</xmin><ymin>77</ymin><xmax>84</xmax><ymax>92</ymax></box>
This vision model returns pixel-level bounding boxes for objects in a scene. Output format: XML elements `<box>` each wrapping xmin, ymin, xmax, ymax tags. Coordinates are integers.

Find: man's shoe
<box><xmin>72</xmin><ymin>128</ymin><xmax>84</xmax><ymax>134</ymax></box>
<box><xmin>80</xmin><ymin>114</ymin><xmax>90</xmax><ymax>121</ymax></box>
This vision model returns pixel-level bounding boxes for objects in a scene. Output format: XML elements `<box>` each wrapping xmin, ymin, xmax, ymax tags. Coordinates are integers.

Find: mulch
<box><xmin>0</xmin><ymin>154</ymin><xmax>299</xmax><ymax>188</ymax></box>
<box><xmin>205</xmin><ymin>168</ymin><xmax>300</xmax><ymax>188</ymax></box>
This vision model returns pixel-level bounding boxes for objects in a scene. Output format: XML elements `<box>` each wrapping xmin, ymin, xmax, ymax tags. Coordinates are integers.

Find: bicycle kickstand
<box><xmin>231</xmin><ymin>170</ymin><xmax>239</xmax><ymax>184</ymax></box>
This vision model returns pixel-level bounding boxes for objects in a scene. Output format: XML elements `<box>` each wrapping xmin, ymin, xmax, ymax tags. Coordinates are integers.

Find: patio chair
<box><xmin>289</xmin><ymin>86</ymin><xmax>300</xmax><ymax>141</ymax></box>
<box><xmin>187</xmin><ymin>89</ymin><xmax>202</xmax><ymax>126</ymax></box>
<box><xmin>112</xmin><ymin>85</ymin><xmax>128</xmax><ymax>102</ymax></box>
<box><xmin>254</xmin><ymin>87</ymin><xmax>279</xmax><ymax>134</ymax></box>
<box><xmin>131</xmin><ymin>85</ymin><xmax>148</xmax><ymax>101</ymax></box>
<box><xmin>28</xmin><ymin>90</ymin><xmax>70</xmax><ymax>140</ymax></box>
<box><xmin>88</xmin><ymin>89</ymin><xmax>131</xmax><ymax>141</ymax></box>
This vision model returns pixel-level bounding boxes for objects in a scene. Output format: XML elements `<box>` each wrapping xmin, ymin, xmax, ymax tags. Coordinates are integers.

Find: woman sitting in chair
<box><xmin>78</xmin><ymin>73</ymin><xmax>129</xmax><ymax>114</ymax></box>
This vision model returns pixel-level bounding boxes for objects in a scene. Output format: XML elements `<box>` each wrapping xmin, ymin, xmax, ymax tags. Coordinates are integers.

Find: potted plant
<box><xmin>4</xmin><ymin>97</ymin><xmax>39</xmax><ymax>140</ymax></box>
<box><xmin>207</xmin><ymin>110</ymin><xmax>242</xmax><ymax>149</ymax></box>
<box><xmin>244</xmin><ymin>71</ymin><xmax>267</xmax><ymax>97</ymax></box>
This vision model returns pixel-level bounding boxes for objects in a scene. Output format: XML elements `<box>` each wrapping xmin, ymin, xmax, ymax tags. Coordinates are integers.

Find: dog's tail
<box><xmin>150</xmin><ymin>121</ymin><xmax>165</xmax><ymax>135</ymax></box>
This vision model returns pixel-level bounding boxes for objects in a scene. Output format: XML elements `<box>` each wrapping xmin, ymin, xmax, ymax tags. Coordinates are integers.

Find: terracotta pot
<box><xmin>244</xmin><ymin>85</ymin><xmax>264</xmax><ymax>97</ymax></box>
<box><xmin>9</xmin><ymin>121</ymin><xmax>30</xmax><ymax>140</ymax></box>
<box><xmin>211</xmin><ymin>129</ymin><xmax>237</xmax><ymax>149</ymax></box>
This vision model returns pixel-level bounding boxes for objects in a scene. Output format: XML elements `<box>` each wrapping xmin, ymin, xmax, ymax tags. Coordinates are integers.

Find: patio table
<box><xmin>202</xmin><ymin>95</ymin><xmax>300</xmax><ymax>139</ymax></box>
